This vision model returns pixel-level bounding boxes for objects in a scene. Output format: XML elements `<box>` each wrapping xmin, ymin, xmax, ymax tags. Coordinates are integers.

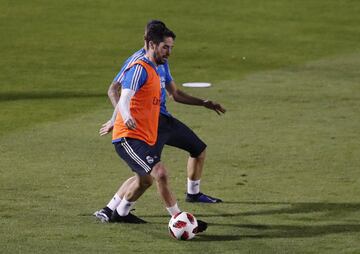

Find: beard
<box><xmin>153</xmin><ymin>52</ymin><xmax>166</xmax><ymax>65</ymax></box>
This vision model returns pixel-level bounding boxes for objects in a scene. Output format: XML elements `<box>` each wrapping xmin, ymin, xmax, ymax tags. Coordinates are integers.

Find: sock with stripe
<box><xmin>106</xmin><ymin>193</ymin><xmax>122</xmax><ymax>211</ymax></box>
<box><xmin>187</xmin><ymin>178</ymin><xmax>200</xmax><ymax>195</ymax></box>
<box><xmin>116</xmin><ymin>198</ymin><xmax>135</xmax><ymax>216</ymax></box>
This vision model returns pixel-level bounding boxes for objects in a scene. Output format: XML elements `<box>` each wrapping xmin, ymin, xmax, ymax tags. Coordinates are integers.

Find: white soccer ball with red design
<box><xmin>168</xmin><ymin>211</ymin><xmax>198</xmax><ymax>240</ymax></box>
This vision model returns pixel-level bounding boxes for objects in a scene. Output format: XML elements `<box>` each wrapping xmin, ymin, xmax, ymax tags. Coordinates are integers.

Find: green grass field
<box><xmin>1</xmin><ymin>0</ymin><xmax>360</xmax><ymax>253</ymax></box>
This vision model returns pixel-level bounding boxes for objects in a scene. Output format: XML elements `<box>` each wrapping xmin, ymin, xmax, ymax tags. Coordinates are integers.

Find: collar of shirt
<box><xmin>142</xmin><ymin>56</ymin><xmax>160</xmax><ymax>75</ymax></box>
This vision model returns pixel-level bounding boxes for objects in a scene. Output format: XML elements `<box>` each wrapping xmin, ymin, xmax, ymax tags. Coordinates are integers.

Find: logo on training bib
<box><xmin>153</xmin><ymin>97</ymin><xmax>160</xmax><ymax>105</ymax></box>
<box><xmin>146</xmin><ymin>156</ymin><xmax>154</xmax><ymax>164</ymax></box>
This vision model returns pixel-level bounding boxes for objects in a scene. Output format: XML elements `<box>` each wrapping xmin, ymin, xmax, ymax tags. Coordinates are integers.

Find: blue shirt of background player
<box><xmin>113</xmin><ymin>48</ymin><xmax>173</xmax><ymax>116</ymax></box>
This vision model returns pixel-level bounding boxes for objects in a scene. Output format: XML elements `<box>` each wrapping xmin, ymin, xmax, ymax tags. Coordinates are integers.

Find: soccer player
<box><xmin>105</xmin><ymin>23</ymin><xmax>189</xmax><ymax>225</ymax></box>
<box><xmin>94</xmin><ymin>20</ymin><xmax>225</xmax><ymax>223</ymax></box>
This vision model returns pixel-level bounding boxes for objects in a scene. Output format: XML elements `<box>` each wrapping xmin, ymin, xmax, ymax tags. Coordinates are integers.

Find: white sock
<box><xmin>166</xmin><ymin>203</ymin><xmax>181</xmax><ymax>216</ymax></box>
<box><xmin>116</xmin><ymin>198</ymin><xmax>135</xmax><ymax>216</ymax></box>
<box><xmin>187</xmin><ymin>178</ymin><xmax>200</xmax><ymax>194</ymax></box>
<box><xmin>106</xmin><ymin>193</ymin><xmax>122</xmax><ymax>211</ymax></box>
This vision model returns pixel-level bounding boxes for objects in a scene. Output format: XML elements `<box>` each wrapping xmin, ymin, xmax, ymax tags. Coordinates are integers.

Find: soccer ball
<box><xmin>168</xmin><ymin>211</ymin><xmax>198</xmax><ymax>240</ymax></box>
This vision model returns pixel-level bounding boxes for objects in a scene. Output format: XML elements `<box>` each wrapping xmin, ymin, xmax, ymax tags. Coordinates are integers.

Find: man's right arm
<box><xmin>117</xmin><ymin>88</ymin><xmax>136</xmax><ymax>130</ymax></box>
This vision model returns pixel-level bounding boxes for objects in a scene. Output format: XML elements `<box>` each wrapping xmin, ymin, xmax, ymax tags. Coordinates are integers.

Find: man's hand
<box><xmin>203</xmin><ymin>100</ymin><xmax>226</xmax><ymax>115</ymax></box>
<box><xmin>125</xmin><ymin>117</ymin><xmax>137</xmax><ymax>130</ymax></box>
<box><xmin>99</xmin><ymin>120</ymin><xmax>114</xmax><ymax>136</ymax></box>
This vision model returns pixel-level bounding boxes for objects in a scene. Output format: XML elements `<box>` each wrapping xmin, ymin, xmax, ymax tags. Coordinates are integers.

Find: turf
<box><xmin>1</xmin><ymin>0</ymin><xmax>360</xmax><ymax>253</ymax></box>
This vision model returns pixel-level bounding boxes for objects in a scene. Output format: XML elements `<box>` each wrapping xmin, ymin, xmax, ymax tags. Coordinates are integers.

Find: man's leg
<box><xmin>150</xmin><ymin>162</ymin><xmax>180</xmax><ymax>215</ymax></box>
<box><xmin>149</xmin><ymin>162</ymin><xmax>208</xmax><ymax>233</ymax></box>
<box><xmin>185</xmin><ymin>149</ymin><xmax>222</xmax><ymax>203</ymax></box>
<box><xmin>95</xmin><ymin>139</ymin><xmax>155</xmax><ymax>223</ymax></box>
<box><xmin>93</xmin><ymin>176</ymin><xmax>137</xmax><ymax>222</ymax></box>
<box><xmin>164</xmin><ymin>117</ymin><xmax>222</xmax><ymax>203</ymax></box>
<box><xmin>111</xmin><ymin>174</ymin><xmax>153</xmax><ymax>223</ymax></box>
<box><xmin>187</xmin><ymin>149</ymin><xmax>205</xmax><ymax>181</ymax></box>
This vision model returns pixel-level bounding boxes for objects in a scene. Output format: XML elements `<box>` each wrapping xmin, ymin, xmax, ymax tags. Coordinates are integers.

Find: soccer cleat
<box><xmin>93</xmin><ymin>207</ymin><xmax>113</xmax><ymax>223</ymax></box>
<box><xmin>110</xmin><ymin>209</ymin><xmax>147</xmax><ymax>224</ymax></box>
<box><xmin>186</xmin><ymin>192</ymin><xmax>223</xmax><ymax>203</ymax></box>
<box><xmin>195</xmin><ymin>219</ymin><xmax>208</xmax><ymax>233</ymax></box>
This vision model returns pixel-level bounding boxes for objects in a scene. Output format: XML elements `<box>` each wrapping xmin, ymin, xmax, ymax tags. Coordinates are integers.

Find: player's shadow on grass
<box><xmin>147</xmin><ymin>202</ymin><xmax>360</xmax><ymax>241</ymax></box>
<box><xmin>193</xmin><ymin>223</ymin><xmax>360</xmax><ymax>241</ymax></box>
<box><xmin>0</xmin><ymin>91</ymin><xmax>105</xmax><ymax>101</ymax></box>
<box><xmin>194</xmin><ymin>234</ymin><xmax>241</xmax><ymax>242</ymax></box>
<box><xmin>194</xmin><ymin>201</ymin><xmax>360</xmax><ymax>217</ymax></box>
<box><xmin>202</xmin><ymin>202</ymin><xmax>360</xmax><ymax>240</ymax></box>
<box><xmin>238</xmin><ymin>223</ymin><xmax>360</xmax><ymax>239</ymax></box>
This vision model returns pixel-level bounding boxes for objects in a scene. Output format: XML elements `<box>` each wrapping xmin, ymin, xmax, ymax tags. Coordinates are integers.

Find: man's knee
<box><xmin>196</xmin><ymin>148</ymin><xmax>206</xmax><ymax>160</ymax></box>
<box><xmin>151</xmin><ymin>163</ymin><xmax>169</xmax><ymax>182</ymax></box>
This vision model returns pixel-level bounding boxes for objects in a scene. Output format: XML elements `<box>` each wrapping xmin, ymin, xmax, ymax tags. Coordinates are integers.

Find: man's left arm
<box><xmin>166</xmin><ymin>81</ymin><xmax>226</xmax><ymax>115</ymax></box>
